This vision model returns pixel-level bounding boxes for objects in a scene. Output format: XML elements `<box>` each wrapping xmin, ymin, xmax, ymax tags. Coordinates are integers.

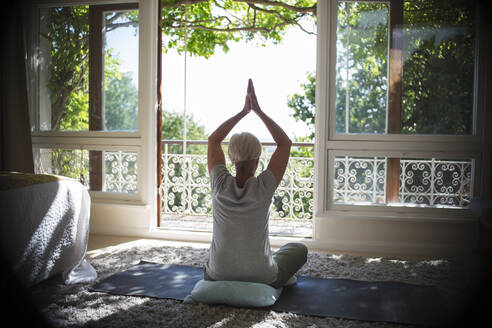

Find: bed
<box><xmin>0</xmin><ymin>172</ymin><xmax>97</xmax><ymax>287</ymax></box>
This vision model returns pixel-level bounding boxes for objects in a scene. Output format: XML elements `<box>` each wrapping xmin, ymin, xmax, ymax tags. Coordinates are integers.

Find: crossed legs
<box><xmin>269</xmin><ymin>243</ymin><xmax>308</xmax><ymax>289</ymax></box>
<box><xmin>203</xmin><ymin>242</ymin><xmax>308</xmax><ymax>288</ymax></box>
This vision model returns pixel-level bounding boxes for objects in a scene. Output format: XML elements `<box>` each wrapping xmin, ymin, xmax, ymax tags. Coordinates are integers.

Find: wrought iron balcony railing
<box><xmin>34</xmin><ymin>148</ymin><xmax>138</xmax><ymax>193</ymax></box>
<box><xmin>34</xmin><ymin>143</ymin><xmax>472</xmax><ymax>213</ymax></box>
<box><xmin>161</xmin><ymin>140</ymin><xmax>315</xmax><ymax>220</ymax></box>
<box><xmin>334</xmin><ymin>156</ymin><xmax>472</xmax><ymax>207</ymax></box>
<box><xmin>161</xmin><ymin>141</ymin><xmax>472</xmax><ymax>218</ymax></box>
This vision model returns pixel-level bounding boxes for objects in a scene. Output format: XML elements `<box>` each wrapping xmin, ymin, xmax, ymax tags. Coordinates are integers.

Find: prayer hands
<box><xmin>247</xmin><ymin>79</ymin><xmax>262</xmax><ymax>114</ymax></box>
<box><xmin>242</xmin><ymin>90</ymin><xmax>252</xmax><ymax>115</ymax></box>
<box><xmin>240</xmin><ymin>78</ymin><xmax>262</xmax><ymax>116</ymax></box>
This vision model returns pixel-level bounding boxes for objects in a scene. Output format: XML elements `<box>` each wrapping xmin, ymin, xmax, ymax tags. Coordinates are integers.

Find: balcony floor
<box><xmin>161</xmin><ymin>214</ymin><xmax>313</xmax><ymax>238</ymax></box>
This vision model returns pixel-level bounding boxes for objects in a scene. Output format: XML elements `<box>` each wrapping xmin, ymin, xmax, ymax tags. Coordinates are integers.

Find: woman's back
<box><xmin>204</xmin><ymin>164</ymin><xmax>279</xmax><ymax>284</ymax></box>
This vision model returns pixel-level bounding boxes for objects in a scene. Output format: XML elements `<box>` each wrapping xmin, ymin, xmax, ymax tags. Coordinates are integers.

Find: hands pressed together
<box><xmin>208</xmin><ymin>77</ymin><xmax>290</xmax><ymax>178</ymax></box>
<box><xmin>242</xmin><ymin>79</ymin><xmax>262</xmax><ymax>115</ymax></box>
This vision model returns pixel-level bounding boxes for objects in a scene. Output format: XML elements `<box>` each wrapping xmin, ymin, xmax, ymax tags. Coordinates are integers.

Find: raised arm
<box><xmin>248</xmin><ymin>79</ymin><xmax>292</xmax><ymax>185</ymax></box>
<box><xmin>207</xmin><ymin>92</ymin><xmax>251</xmax><ymax>173</ymax></box>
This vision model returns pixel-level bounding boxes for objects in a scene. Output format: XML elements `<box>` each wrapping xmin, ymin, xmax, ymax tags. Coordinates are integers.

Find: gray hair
<box><xmin>228</xmin><ymin>132</ymin><xmax>261</xmax><ymax>167</ymax></box>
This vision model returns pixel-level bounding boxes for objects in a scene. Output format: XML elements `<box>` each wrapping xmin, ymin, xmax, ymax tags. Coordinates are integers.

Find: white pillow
<box><xmin>183</xmin><ymin>279</ymin><xmax>283</xmax><ymax>307</ymax></box>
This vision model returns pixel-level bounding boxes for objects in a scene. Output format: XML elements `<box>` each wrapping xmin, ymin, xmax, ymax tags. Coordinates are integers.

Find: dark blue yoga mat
<box><xmin>92</xmin><ymin>262</ymin><xmax>203</xmax><ymax>300</ymax></box>
<box><xmin>90</xmin><ymin>261</ymin><xmax>447</xmax><ymax>326</ymax></box>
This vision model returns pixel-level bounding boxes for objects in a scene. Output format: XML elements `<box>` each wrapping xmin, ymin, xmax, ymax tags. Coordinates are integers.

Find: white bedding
<box><xmin>0</xmin><ymin>175</ymin><xmax>97</xmax><ymax>287</ymax></box>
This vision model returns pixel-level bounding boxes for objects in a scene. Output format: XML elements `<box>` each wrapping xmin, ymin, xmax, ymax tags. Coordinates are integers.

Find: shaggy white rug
<box><xmin>29</xmin><ymin>239</ymin><xmax>487</xmax><ymax>328</ymax></box>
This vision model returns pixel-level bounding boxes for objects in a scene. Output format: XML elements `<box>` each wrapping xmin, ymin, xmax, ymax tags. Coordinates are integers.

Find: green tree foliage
<box><xmin>44</xmin><ymin>6</ymin><xmax>90</xmax><ymax>129</ymax></box>
<box><xmin>104</xmin><ymin>71</ymin><xmax>138</xmax><ymax>131</ymax></box>
<box><xmin>335</xmin><ymin>1</ymin><xmax>388</xmax><ymax>134</ymax></box>
<box><xmin>44</xmin><ymin>1</ymin><xmax>317</xmax><ymax>131</ymax></box>
<box><xmin>161</xmin><ymin>110</ymin><xmax>208</xmax><ymax>154</ymax></box>
<box><xmin>287</xmin><ymin>0</ymin><xmax>475</xmax><ymax>138</ymax></box>
<box><xmin>401</xmin><ymin>0</ymin><xmax>475</xmax><ymax>135</ymax></box>
<box><xmin>161</xmin><ymin>111</ymin><xmax>207</xmax><ymax>140</ymax></box>
<box><xmin>57</xmin><ymin>89</ymin><xmax>89</xmax><ymax>131</ymax></box>
<box><xmin>161</xmin><ymin>0</ymin><xmax>316</xmax><ymax>58</ymax></box>
<box><xmin>287</xmin><ymin>72</ymin><xmax>315</xmax><ymax>141</ymax></box>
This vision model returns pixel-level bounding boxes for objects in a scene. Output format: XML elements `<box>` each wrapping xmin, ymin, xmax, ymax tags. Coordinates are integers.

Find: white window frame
<box><xmin>314</xmin><ymin>0</ymin><xmax>488</xmax><ymax>222</ymax></box>
<box><xmin>29</xmin><ymin>0</ymin><xmax>157</xmax><ymax>212</ymax></box>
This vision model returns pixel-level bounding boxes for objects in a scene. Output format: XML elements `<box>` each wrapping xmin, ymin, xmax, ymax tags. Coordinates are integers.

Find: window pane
<box><xmin>103</xmin><ymin>9</ymin><xmax>139</xmax><ymax>131</ymax></box>
<box><xmin>34</xmin><ymin>148</ymin><xmax>138</xmax><ymax>194</ymax></box>
<box><xmin>333</xmin><ymin>156</ymin><xmax>472</xmax><ymax>208</ymax></box>
<box><xmin>35</xmin><ymin>148</ymin><xmax>90</xmax><ymax>184</ymax></box>
<box><xmin>400</xmin><ymin>158</ymin><xmax>472</xmax><ymax>206</ymax></box>
<box><xmin>37</xmin><ymin>6</ymin><xmax>139</xmax><ymax>132</ymax></box>
<box><xmin>401</xmin><ymin>0</ymin><xmax>475</xmax><ymax>135</ymax></box>
<box><xmin>334</xmin><ymin>156</ymin><xmax>387</xmax><ymax>204</ymax></box>
<box><xmin>335</xmin><ymin>2</ymin><xmax>389</xmax><ymax>134</ymax></box>
<box><xmin>38</xmin><ymin>6</ymin><xmax>90</xmax><ymax>131</ymax></box>
<box><xmin>103</xmin><ymin>150</ymin><xmax>138</xmax><ymax>193</ymax></box>
<box><xmin>335</xmin><ymin>0</ymin><xmax>475</xmax><ymax>136</ymax></box>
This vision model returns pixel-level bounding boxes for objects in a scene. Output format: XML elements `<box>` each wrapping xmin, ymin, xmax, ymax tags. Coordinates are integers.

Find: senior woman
<box><xmin>204</xmin><ymin>79</ymin><xmax>307</xmax><ymax>289</ymax></box>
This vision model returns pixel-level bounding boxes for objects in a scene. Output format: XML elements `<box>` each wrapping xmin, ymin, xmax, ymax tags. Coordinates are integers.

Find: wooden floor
<box><xmin>87</xmin><ymin>235</ymin><xmax>209</xmax><ymax>252</ymax></box>
<box><xmin>87</xmin><ymin>234</ymin><xmax>436</xmax><ymax>260</ymax></box>
<box><xmin>87</xmin><ymin>216</ymin><xmax>312</xmax><ymax>255</ymax></box>
<box><xmin>160</xmin><ymin>215</ymin><xmax>313</xmax><ymax>238</ymax></box>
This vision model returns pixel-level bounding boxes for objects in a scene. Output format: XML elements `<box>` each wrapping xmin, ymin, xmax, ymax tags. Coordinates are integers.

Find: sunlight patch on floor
<box><xmin>365</xmin><ymin>257</ymin><xmax>382</xmax><ymax>264</ymax></box>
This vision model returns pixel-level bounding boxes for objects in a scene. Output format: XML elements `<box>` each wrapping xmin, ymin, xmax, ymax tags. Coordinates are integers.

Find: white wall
<box><xmin>90</xmin><ymin>202</ymin><xmax>479</xmax><ymax>258</ymax></box>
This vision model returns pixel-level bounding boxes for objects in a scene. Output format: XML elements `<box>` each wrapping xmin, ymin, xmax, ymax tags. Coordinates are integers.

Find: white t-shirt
<box><xmin>205</xmin><ymin>164</ymin><xmax>279</xmax><ymax>284</ymax></box>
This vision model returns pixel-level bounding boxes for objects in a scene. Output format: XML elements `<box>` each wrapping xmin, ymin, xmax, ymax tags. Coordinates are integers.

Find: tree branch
<box><xmin>105</xmin><ymin>21</ymin><xmax>138</xmax><ymax>31</ymax></box>
<box><xmin>105</xmin><ymin>12</ymin><xmax>125</xmax><ymax>25</ymax></box>
<box><xmin>162</xmin><ymin>0</ymin><xmax>209</xmax><ymax>8</ymax></box>
<box><xmin>168</xmin><ymin>22</ymin><xmax>291</xmax><ymax>33</ymax></box>
<box><xmin>248</xmin><ymin>3</ymin><xmax>300</xmax><ymax>27</ymax></box>
<box><xmin>239</xmin><ymin>0</ymin><xmax>316</xmax><ymax>14</ymax></box>
<box><xmin>161</xmin><ymin>0</ymin><xmax>316</xmax><ymax>36</ymax></box>
<box><xmin>171</xmin><ymin>16</ymin><xmax>233</xmax><ymax>26</ymax></box>
<box><xmin>163</xmin><ymin>0</ymin><xmax>316</xmax><ymax>15</ymax></box>
<box><xmin>294</xmin><ymin>21</ymin><xmax>316</xmax><ymax>35</ymax></box>
<box><xmin>213</xmin><ymin>0</ymin><xmax>243</xmax><ymax>22</ymax></box>
<box><xmin>247</xmin><ymin>3</ymin><xmax>316</xmax><ymax>34</ymax></box>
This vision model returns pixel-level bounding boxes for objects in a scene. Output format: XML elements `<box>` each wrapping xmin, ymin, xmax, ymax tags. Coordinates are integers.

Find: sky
<box><xmin>107</xmin><ymin>20</ymin><xmax>317</xmax><ymax>142</ymax></box>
